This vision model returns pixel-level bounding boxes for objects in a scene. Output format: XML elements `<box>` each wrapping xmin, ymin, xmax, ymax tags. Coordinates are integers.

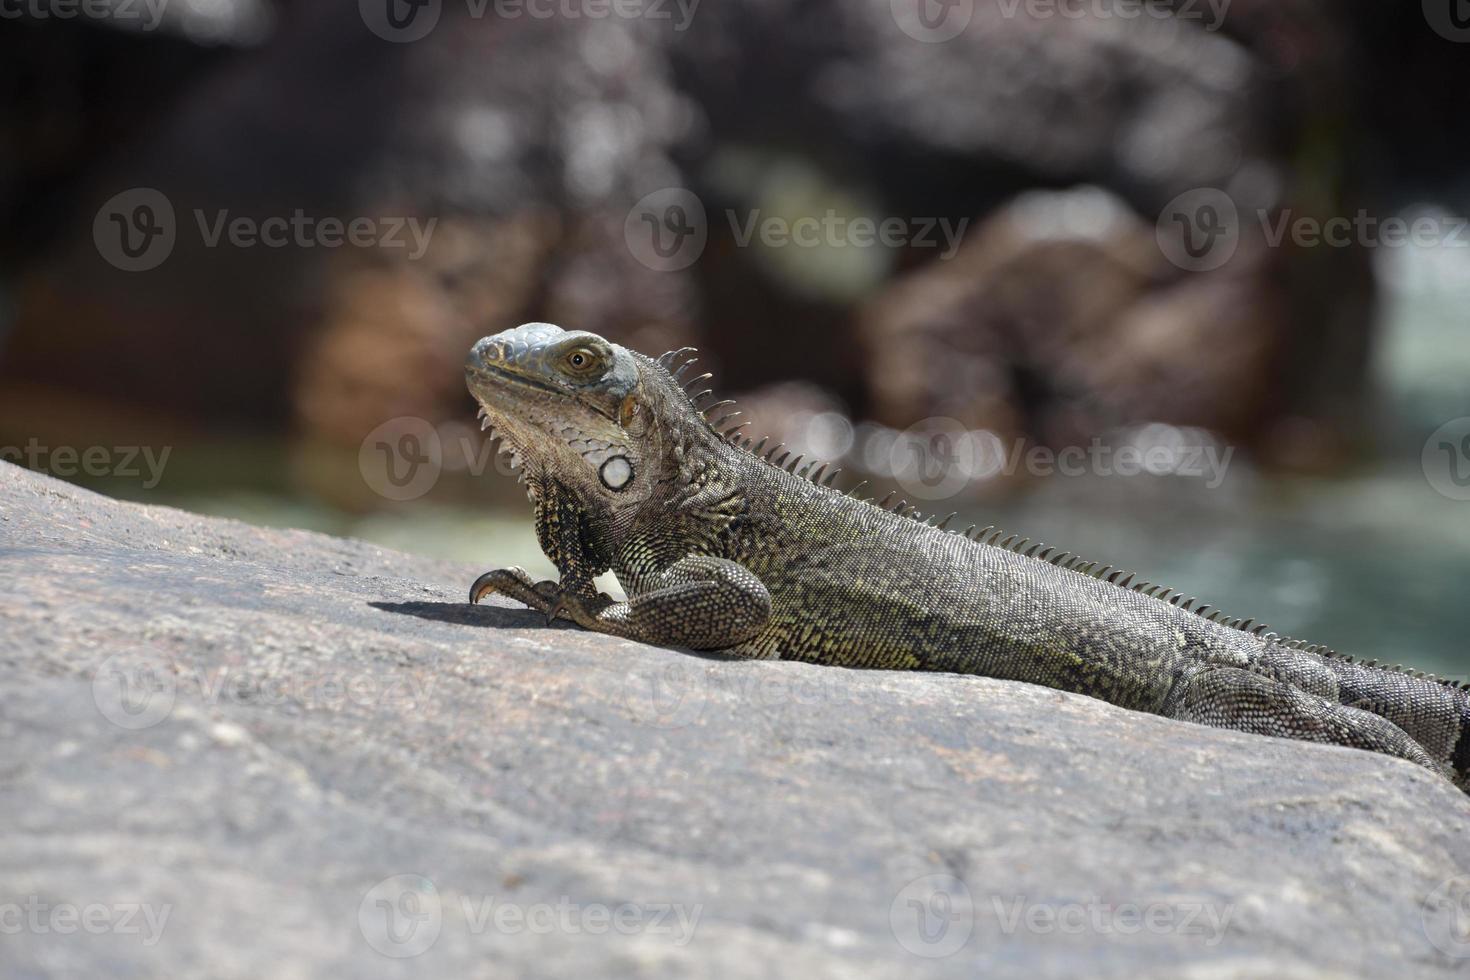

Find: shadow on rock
<box><xmin>369</xmin><ymin>600</ymin><xmax>571</xmax><ymax>631</ymax></box>
<box><xmin>370</xmin><ymin>600</ymin><xmax>745</xmax><ymax>662</ymax></box>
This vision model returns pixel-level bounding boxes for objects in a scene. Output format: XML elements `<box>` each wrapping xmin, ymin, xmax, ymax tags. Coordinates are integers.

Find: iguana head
<box><xmin>465</xmin><ymin>322</ymin><xmax>701</xmax><ymax>511</ymax></box>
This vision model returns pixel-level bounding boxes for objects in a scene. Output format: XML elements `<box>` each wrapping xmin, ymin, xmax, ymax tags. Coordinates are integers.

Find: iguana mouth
<box><xmin>467</xmin><ymin>362</ymin><xmax>620</xmax><ymax>424</ymax></box>
<box><xmin>467</xmin><ymin>362</ymin><xmax>565</xmax><ymax>399</ymax></box>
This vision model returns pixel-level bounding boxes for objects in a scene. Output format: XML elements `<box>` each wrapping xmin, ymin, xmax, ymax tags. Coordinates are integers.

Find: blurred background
<box><xmin>2</xmin><ymin>0</ymin><xmax>1468</xmax><ymax>676</ymax></box>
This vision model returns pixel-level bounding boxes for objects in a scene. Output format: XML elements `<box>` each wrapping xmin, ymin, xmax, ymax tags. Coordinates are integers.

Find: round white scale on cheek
<box><xmin>599</xmin><ymin>456</ymin><xmax>634</xmax><ymax>490</ymax></box>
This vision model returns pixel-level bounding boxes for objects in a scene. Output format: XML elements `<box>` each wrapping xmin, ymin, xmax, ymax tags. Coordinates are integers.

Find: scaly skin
<box><xmin>465</xmin><ymin>322</ymin><xmax>1470</xmax><ymax>792</ymax></box>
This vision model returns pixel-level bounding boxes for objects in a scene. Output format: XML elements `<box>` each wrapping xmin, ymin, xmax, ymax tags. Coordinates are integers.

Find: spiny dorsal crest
<box><xmin>653</xmin><ymin>345</ymin><xmax>1470</xmax><ymax>693</ymax></box>
<box><xmin>654</xmin><ymin>346</ymin><xmax>841</xmax><ymax>492</ymax></box>
<box><xmin>952</xmin><ymin>520</ymin><xmax>1469</xmax><ymax>691</ymax></box>
<box><xmin>657</xmin><ymin>346</ymin><xmax>698</xmax><ymax>372</ymax></box>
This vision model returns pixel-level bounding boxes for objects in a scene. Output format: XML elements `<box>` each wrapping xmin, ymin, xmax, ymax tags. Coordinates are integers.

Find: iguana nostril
<box><xmin>466</xmin><ymin>338</ymin><xmax>494</xmax><ymax>370</ymax></box>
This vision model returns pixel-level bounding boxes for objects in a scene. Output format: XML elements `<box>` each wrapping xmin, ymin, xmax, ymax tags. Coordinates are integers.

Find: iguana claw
<box><xmin>468</xmin><ymin>566</ymin><xmax>559</xmax><ymax>612</ymax></box>
<box><xmin>469</xmin><ymin>573</ymin><xmax>492</xmax><ymax>604</ymax></box>
<box><xmin>469</xmin><ymin>566</ymin><xmax>526</xmax><ymax>604</ymax></box>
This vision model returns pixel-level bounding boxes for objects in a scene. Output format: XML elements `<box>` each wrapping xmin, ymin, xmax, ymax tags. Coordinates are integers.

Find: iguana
<box><xmin>465</xmin><ymin>321</ymin><xmax>1470</xmax><ymax>792</ymax></box>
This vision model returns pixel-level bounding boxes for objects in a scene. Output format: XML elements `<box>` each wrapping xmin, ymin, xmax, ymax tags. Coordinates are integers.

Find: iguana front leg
<box><xmin>548</xmin><ymin>555</ymin><xmax>771</xmax><ymax>650</ymax></box>
<box><xmin>469</xmin><ymin>566</ymin><xmax>577</xmax><ymax>615</ymax></box>
<box><xmin>469</xmin><ymin>479</ymin><xmax>614</xmax><ymax>617</ymax></box>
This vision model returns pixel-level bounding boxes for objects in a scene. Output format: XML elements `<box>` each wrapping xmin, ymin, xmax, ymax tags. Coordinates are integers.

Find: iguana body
<box><xmin>466</xmin><ymin>322</ymin><xmax>1470</xmax><ymax>792</ymax></box>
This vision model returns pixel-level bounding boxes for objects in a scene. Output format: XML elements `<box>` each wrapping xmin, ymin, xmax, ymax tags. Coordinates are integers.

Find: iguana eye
<box><xmin>563</xmin><ymin>347</ymin><xmax>601</xmax><ymax>375</ymax></box>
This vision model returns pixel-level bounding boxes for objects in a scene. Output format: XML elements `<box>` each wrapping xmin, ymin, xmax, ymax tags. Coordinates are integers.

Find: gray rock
<box><xmin>1</xmin><ymin>460</ymin><xmax>1467</xmax><ymax>978</ymax></box>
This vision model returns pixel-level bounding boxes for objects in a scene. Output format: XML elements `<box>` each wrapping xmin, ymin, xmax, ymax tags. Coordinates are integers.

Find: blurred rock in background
<box><xmin>857</xmin><ymin>187</ymin><xmax>1284</xmax><ymax>452</ymax></box>
<box><xmin>0</xmin><ymin>0</ymin><xmax>1465</xmax><ymax>502</ymax></box>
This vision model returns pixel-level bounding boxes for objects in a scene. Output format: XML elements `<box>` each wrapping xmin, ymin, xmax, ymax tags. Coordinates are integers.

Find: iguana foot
<box><xmin>468</xmin><ymin>566</ymin><xmax>562</xmax><ymax>614</ymax></box>
<box><xmin>541</xmin><ymin>555</ymin><xmax>771</xmax><ymax>649</ymax></box>
<box><xmin>1166</xmin><ymin>665</ymin><xmax>1448</xmax><ymax>779</ymax></box>
<box><xmin>473</xmin><ymin>558</ymin><xmax>769</xmax><ymax>651</ymax></box>
<box><xmin>545</xmin><ymin>591</ymin><xmax>617</xmax><ymax>628</ymax></box>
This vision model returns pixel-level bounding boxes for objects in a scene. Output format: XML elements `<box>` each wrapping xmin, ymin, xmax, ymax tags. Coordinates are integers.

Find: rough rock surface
<box><xmin>2</xmin><ymin>461</ymin><xmax>1468</xmax><ymax>978</ymax></box>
